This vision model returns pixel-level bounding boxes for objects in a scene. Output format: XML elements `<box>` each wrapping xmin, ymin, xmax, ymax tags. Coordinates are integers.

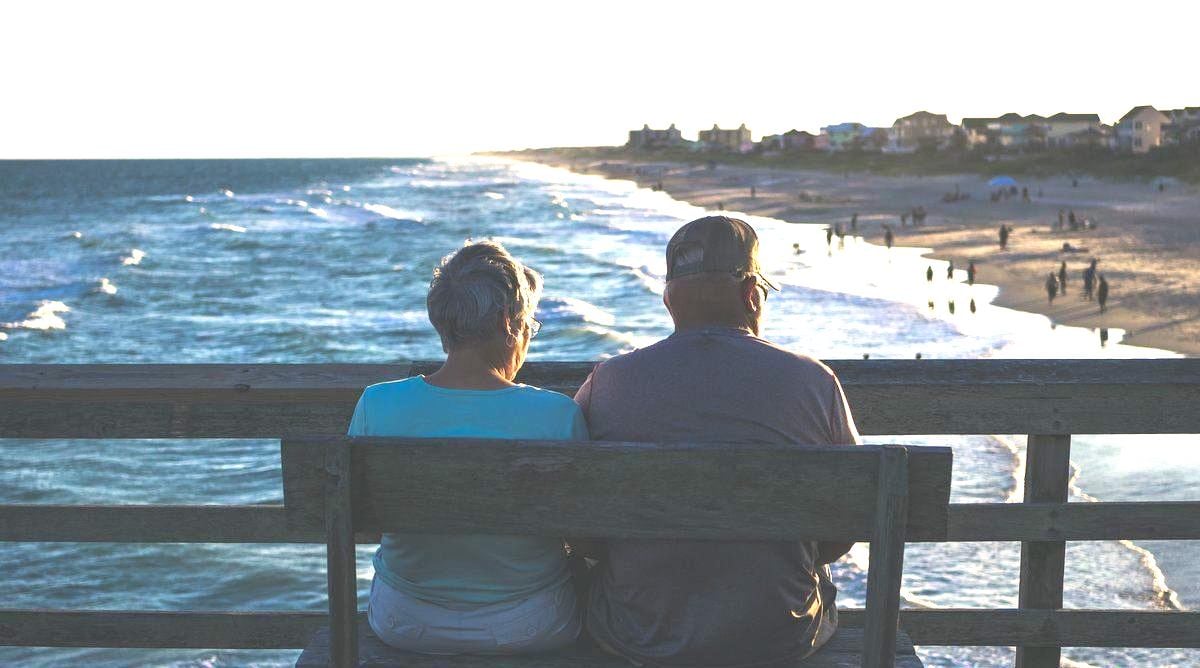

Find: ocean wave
<box><xmin>538</xmin><ymin>296</ymin><xmax>616</xmax><ymax>326</ymax></box>
<box><xmin>210</xmin><ymin>223</ymin><xmax>247</xmax><ymax>233</ymax></box>
<box><xmin>362</xmin><ymin>203</ymin><xmax>424</xmax><ymax>223</ymax></box>
<box><xmin>3</xmin><ymin>300</ymin><xmax>70</xmax><ymax>331</ymax></box>
<box><xmin>120</xmin><ymin>249</ymin><xmax>146</xmax><ymax>266</ymax></box>
<box><xmin>95</xmin><ymin>278</ymin><xmax>118</xmax><ymax>295</ymax></box>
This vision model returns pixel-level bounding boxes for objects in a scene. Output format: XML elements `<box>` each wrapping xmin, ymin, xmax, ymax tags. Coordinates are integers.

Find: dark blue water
<box><xmin>1</xmin><ymin>157</ymin><xmax>1196</xmax><ymax>666</ymax></box>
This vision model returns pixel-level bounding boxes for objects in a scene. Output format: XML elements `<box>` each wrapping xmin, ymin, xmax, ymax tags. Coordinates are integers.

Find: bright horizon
<box><xmin>3</xmin><ymin>0</ymin><xmax>1198</xmax><ymax>159</ymax></box>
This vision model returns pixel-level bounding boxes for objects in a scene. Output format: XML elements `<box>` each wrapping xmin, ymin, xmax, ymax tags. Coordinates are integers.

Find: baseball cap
<box><xmin>665</xmin><ymin>216</ymin><xmax>779</xmax><ymax>290</ymax></box>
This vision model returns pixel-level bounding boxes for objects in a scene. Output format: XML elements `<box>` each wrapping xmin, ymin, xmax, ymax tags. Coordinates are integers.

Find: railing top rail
<box><xmin>2</xmin><ymin>359</ymin><xmax>1199</xmax><ymax>436</ymax></box>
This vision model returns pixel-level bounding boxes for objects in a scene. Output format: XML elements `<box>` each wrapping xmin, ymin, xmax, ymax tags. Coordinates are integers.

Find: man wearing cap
<box><xmin>574</xmin><ymin>216</ymin><xmax>861</xmax><ymax>666</ymax></box>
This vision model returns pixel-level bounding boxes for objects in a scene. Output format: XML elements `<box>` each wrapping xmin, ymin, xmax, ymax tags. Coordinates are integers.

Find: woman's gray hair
<box><xmin>427</xmin><ymin>240</ymin><xmax>543</xmax><ymax>349</ymax></box>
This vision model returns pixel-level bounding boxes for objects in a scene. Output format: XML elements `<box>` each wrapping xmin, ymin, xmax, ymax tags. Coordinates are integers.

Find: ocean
<box><xmin>1</xmin><ymin>156</ymin><xmax>1197</xmax><ymax>666</ymax></box>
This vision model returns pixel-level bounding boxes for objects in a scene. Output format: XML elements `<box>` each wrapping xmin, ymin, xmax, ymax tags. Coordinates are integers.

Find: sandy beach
<box><xmin>508</xmin><ymin>151</ymin><xmax>1200</xmax><ymax>356</ymax></box>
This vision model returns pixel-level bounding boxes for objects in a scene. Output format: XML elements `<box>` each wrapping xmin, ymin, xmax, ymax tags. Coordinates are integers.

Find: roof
<box><xmin>961</xmin><ymin>118</ymin><xmax>992</xmax><ymax>130</ymax></box>
<box><xmin>1119</xmin><ymin>105</ymin><xmax>1167</xmax><ymax>123</ymax></box>
<box><xmin>1048</xmin><ymin>113</ymin><xmax>1101</xmax><ymax>122</ymax></box>
<box><xmin>896</xmin><ymin>110</ymin><xmax>949</xmax><ymax>122</ymax></box>
<box><xmin>996</xmin><ymin>112</ymin><xmax>1024</xmax><ymax>122</ymax></box>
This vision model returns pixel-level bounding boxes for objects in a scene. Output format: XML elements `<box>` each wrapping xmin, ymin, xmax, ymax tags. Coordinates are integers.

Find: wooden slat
<box><xmin>297</xmin><ymin>623</ymin><xmax>921</xmax><ymax>667</ymax></box>
<box><xmin>0</xmin><ymin>609</ymin><xmax>326</xmax><ymax>649</ymax></box>
<box><xmin>6</xmin><ymin>501</ymin><xmax>1200</xmax><ymax>544</ymax></box>
<box><xmin>3</xmin><ymin>609</ymin><xmax>1197</xmax><ymax>650</ymax></box>
<box><xmin>0</xmin><ymin>505</ymin><xmax>319</xmax><ymax>543</ymax></box>
<box><xmin>945</xmin><ymin>501</ymin><xmax>1200</xmax><ymax>541</ymax></box>
<box><xmin>884</xmin><ymin>609</ymin><xmax>1200</xmax><ymax>648</ymax></box>
<box><xmin>4</xmin><ymin>359</ymin><xmax>1200</xmax><ymax>437</ymax></box>
<box><xmin>1017</xmin><ymin>434</ymin><xmax>1072</xmax><ymax>668</ymax></box>
<box><xmin>280</xmin><ymin>438</ymin><xmax>953</xmax><ymax>541</ymax></box>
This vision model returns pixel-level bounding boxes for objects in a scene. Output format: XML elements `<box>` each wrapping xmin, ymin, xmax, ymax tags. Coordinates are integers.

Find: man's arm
<box><xmin>818</xmin><ymin>373</ymin><xmax>861</xmax><ymax>563</ymax></box>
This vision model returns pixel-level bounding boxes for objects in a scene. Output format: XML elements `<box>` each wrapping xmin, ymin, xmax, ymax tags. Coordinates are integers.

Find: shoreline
<box><xmin>499</xmin><ymin>151</ymin><xmax>1200</xmax><ymax>357</ymax></box>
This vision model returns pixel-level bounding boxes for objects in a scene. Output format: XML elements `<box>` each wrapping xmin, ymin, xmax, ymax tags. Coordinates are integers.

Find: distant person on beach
<box><xmin>1046</xmin><ymin>272</ymin><xmax>1059</xmax><ymax>304</ymax></box>
<box><xmin>349</xmin><ymin>240</ymin><xmax>585</xmax><ymax>654</ymax></box>
<box><xmin>884</xmin><ymin>225</ymin><xmax>894</xmax><ymax>249</ymax></box>
<box><xmin>901</xmin><ymin>212</ymin><xmax>909</xmax><ymax>227</ymax></box>
<box><xmin>999</xmin><ymin>224</ymin><xmax>1010</xmax><ymax>250</ymax></box>
<box><xmin>926</xmin><ymin>265</ymin><xmax>934</xmax><ymax>282</ymax></box>
<box><xmin>850</xmin><ymin>213</ymin><xmax>858</xmax><ymax>233</ymax></box>
<box><xmin>750</xmin><ymin>186</ymin><xmax>756</xmax><ymax>198</ymax></box>
<box><xmin>1022</xmin><ymin>187</ymin><xmax>1030</xmax><ymax>203</ymax></box>
<box><xmin>1058</xmin><ymin>261</ymin><xmax>1068</xmax><ymax>295</ymax></box>
<box><xmin>826</xmin><ymin>226</ymin><xmax>834</xmax><ymax>247</ymax></box>
<box><xmin>967</xmin><ymin>260</ymin><xmax>976</xmax><ymax>286</ymax></box>
<box><xmin>574</xmin><ymin>216</ymin><xmax>860</xmax><ymax>666</ymax></box>
<box><xmin>947</xmin><ymin>261</ymin><xmax>954</xmax><ymax>280</ymax></box>
<box><xmin>1068</xmin><ymin>209</ymin><xmax>1078</xmax><ymax>230</ymax></box>
<box><xmin>1058</xmin><ymin>209</ymin><xmax>1065</xmax><ymax>230</ymax></box>
<box><xmin>1098</xmin><ymin>275</ymin><xmax>1109</xmax><ymax>312</ymax></box>
<box><xmin>1083</xmin><ymin>259</ymin><xmax>1098</xmax><ymax>300</ymax></box>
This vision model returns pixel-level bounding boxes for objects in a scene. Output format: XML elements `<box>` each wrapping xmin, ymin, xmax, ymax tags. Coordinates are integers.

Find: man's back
<box><xmin>575</xmin><ymin>326</ymin><xmax>859</xmax><ymax>666</ymax></box>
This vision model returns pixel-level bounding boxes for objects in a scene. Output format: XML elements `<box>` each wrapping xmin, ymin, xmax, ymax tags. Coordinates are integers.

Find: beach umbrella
<box><xmin>987</xmin><ymin>175</ymin><xmax>1018</xmax><ymax>187</ymax></box>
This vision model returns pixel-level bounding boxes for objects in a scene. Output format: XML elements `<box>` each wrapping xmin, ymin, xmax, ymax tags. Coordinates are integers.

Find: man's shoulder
<box><xmin>595</xmin><ymin>332</ymin><xmax>837</xmax><ymax>383</ymax></box>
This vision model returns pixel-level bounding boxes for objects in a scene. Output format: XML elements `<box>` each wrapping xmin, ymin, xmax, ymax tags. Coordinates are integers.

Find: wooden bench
<box><xmin>281</xmin><ymin>437</ymin><xmax>954</xmax><ymax>667</ymax></box>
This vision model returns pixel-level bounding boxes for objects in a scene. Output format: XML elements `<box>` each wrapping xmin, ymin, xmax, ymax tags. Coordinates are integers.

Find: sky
<box><xmin>2</xmin><ymin>0</ymin><xmax>1198</xmax><ymax>159</ymax></box>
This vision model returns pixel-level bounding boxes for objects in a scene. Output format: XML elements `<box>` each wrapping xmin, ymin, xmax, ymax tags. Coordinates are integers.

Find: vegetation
<box><xmin>504</xmin><ymin>144</ymin><xmax>1200</xmax><ymax>184</ymax></box>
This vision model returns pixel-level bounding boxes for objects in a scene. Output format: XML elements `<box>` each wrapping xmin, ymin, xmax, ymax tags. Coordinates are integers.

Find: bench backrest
<box><xmin>281</xmin><ymin>436</ymin><xmax>951</xmax><ymax>668</ymax></box>
<box><xmin>280</xmin><ymin>437</ymin><xmax>953</xmax><ymax>540</ymax></box>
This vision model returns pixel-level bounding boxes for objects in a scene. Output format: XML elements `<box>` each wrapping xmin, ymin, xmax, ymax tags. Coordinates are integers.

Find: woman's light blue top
<box><xmin>347</xmin><ymin>376</ymin><xmax>588</xmax><ymax>606</ymax></box>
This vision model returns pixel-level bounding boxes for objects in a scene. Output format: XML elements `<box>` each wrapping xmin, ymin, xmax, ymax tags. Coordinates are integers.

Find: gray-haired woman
<box><xmin>348</xmin><ymin>240</ymin><xmax>587</xmax><ymax>654</ymax></box>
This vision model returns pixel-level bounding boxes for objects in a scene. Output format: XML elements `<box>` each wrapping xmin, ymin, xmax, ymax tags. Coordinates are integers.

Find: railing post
<box><xmin>1016</xmin><ymin>434</ymin><xmax>1071</xmax><ymax>668</ymax></box>
<box><xmin>325</xmin><ymin>438</ymin><xmax>358</xmax><ymax>667</ymax></box>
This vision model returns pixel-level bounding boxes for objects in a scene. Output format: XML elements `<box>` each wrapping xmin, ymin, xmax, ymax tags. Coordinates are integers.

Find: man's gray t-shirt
<box><xmin>574</xmin><ymin>326</ymin><xmax>860</xmax><ymax>666</ymax></box>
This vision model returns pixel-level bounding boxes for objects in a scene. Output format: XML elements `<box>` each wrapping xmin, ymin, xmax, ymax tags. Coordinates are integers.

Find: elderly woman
<box><xmin>348</xmin><ymin>240</ymin><xmax>586</xmax><ymax>654</ymax></box>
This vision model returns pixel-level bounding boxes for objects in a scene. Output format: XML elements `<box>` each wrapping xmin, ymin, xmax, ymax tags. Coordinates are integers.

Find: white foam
<box><xmin>363</xmin><ymin>203</ymin><xmax>423</xmax><ymax>223</ymax></box>
<box><xmin>96</xmin><ymin>278</ymin><xmax>118</xmax><ymax>295</ymax></box>
<box><xmin>221</xmin><ymin>189</ymin><xmax>235</xmax><ymax>198</ymax></box>
<box><xmin>483</xmin><ymin>191</ymin><xmax>505</xmax><ymax>200</ymax></box>
<box><xmin>210</xmin><ymin>223</ymin><xmax>247</xmax><ymax>233</ymax></box>
<box><xmin>121</xmin><ymin>249</ymin><xmax>146</xmax><ymax>266</ymax></box>
<box><xmin>4</xmin><ymin>300</ymin><xmax>70</xmax><ymax>331</ymax></box>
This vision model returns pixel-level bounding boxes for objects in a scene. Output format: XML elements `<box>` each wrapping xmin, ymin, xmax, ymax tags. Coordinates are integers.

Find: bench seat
<box><xmin>296</xmin><ymin>623</ymin><xmax>924</xmax><ymax>667</ymax></box>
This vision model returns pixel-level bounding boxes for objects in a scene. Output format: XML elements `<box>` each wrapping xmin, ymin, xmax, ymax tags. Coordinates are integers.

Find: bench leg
<box><xmin>863</xmin><ymin>446</ymin><xmax>909</xmax><ymax>668</ymax></box>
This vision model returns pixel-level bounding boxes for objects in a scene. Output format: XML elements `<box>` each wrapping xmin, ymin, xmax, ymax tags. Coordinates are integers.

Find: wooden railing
<box><xmin>2</xmin><ymin>360</ymin><xmax>1200</xmax><ymax>667</ymax></box>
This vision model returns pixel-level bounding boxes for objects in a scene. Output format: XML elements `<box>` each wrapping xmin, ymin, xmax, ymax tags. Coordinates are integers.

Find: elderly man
<box><xmin>575</xmin><ymin>216</ymin><xmax>860</xmax><ymax>666</ymax></box>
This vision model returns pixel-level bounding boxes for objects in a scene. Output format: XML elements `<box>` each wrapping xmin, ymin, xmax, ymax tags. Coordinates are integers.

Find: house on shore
<box><xmin>1163</xmin><ymin>107</ymin><xmax>1200</xmax><ymax>144</ymax></box>
<box><xmin>960</xmin><ymin>113</ymin><xmax>1048</xmax><ymax>150</ymax></box>
<box><xmin>891</xmin><ymin>111</ymin><xmax>955</xmax><ymax>149</ymax></box>
<box><xmin>627</xmin><ymin>124</ymin><xmax>684</xmax><ymax>149</ymax></box>
<box><xmin>698</xmin><ymin>124</ymin><xmax>752</xmax><ymax>152</ymax></box>
<box><xmin>1116</xmin><ymin>106</ymin><xmax>1170</xmax><ymax>153</ymax></box>
<box><xmin>1044</xmin><ymin>113</ymin><xmax>1105</xmax><ymax>148</ymax></box>
<box><xmin>760</xmin><ymin>129</ymin><xmax>817</xmax><ymax>152</ymax></box>
<box><xmin>819</xmin><ymin>123</ymin><xmax>889</xmax><ymax>151</ymax></box>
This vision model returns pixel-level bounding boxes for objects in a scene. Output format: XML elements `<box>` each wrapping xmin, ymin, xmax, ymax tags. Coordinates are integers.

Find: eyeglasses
<box><xmin>528</xmin><ymin>318</ymin><xmax>542</xmax><ymax>338</ymax></box>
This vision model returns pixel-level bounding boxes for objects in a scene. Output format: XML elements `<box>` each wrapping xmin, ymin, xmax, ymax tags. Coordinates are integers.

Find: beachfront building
<box><xmin>1044</xmin><ymin>113</ymin><xmax>1104</xmax><ymax>148</ymax></box>
<box><xmin>1116</xmin><ymin>106</ymin><xmax>1170</xmax><ymax>153</ymax></box>
<box><xmin>627</xmin><ymin>124</ymin><xmax>685</xmax><ymax>149</ymax></box>
<box><xmin>961</xmin><ymin>118</ymin><xmax>994</xmax><ymax>148</ymax></box>
<box><xmin>757</xmin><ymin>129</ymin><xmax>816</xmax><ymax>153</ymax></box>
<box><xmin>960</xmin><ymin>113</ymin><xmax>1048</xmax><ymax>150</ymax></box>
<box><xmin>818</xmin><ymin>122</ymin><xmax>888</xmax><ymax>152</ymax></box>
<box><xmin>1163</xmin><ymin>107</ymin><xmax>1200</xmax><ymax>144</ymax></box>
<box><xmin>698</xmin><ymin>124</ymin><xmax>752</xmax><ymax>153</ymax></box>
<box><xmin>891</xmin><ymin>111</ymin><xmax>955</xmax><ymax>149</ymax></box>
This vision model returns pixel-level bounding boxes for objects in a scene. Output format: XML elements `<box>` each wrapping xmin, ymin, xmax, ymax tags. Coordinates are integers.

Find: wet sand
<box><xmin>509</xmin><ymin>151</ymin><xmax>1200</xmax><ymax>356</ymax></box>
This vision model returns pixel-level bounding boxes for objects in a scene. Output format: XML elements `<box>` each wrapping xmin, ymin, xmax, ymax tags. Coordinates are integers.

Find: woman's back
<box><xmin>348</xmin><ymin>376</ymin><xmax>587</xmax><ymax>606</ymax></box>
